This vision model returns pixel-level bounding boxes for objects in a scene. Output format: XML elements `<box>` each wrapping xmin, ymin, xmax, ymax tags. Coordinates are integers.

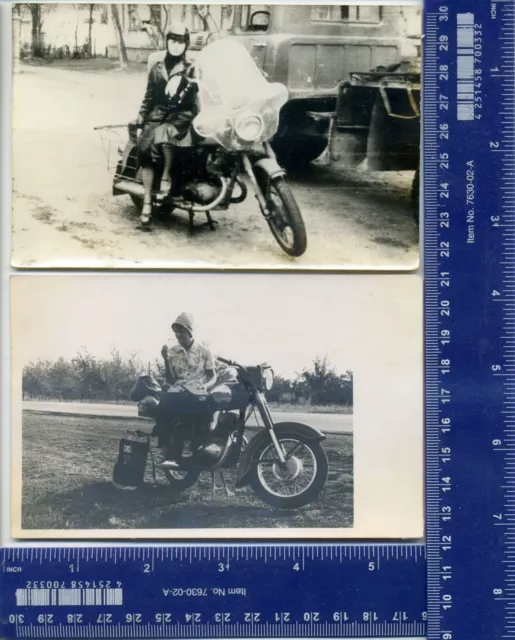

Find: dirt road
<box><xmin>22</xmin><ymin>400</ymin><xmax>353</xmax><ymax>433</ymax></box>
<box><xmin>12</xmin><ymin>64</ymin><xmax>419</xmax><ymax>270</ymax></box>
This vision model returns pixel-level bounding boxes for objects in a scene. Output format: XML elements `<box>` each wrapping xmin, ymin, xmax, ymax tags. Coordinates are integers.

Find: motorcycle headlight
<box><xmin>261</xmin><ymin>367</ymin><xmax>274</xmax><ymax>392</ymax></box>
<box><xmin>235</xmin><ymin>114</ymin><xmax>264</xmax><ymax>142</ymax></box>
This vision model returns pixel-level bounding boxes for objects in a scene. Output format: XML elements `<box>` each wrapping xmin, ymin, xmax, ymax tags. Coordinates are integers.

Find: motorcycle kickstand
<box><xmin>188</xmin><ymin>211</ymin><xmax>195</xmax><ymax>234</ymax></box>
<box><xmin>210</xmin><ymin>470</ymin><xmax>235</xmax><ymax>497</ymax></box>
<box><xmin>187</xmin><ymin>210</ymin><xmax>218</xmax><ymax>233</ymax></box>
<box><xmin>205</xmin><ymin>212</ymin><xmax>217</xmax><ymax>231</ymax></box>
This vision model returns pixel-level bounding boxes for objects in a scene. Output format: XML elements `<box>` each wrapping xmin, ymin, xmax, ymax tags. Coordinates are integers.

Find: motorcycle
<box><xmin>106</xmin><ymin>38</ymin><xmax>307</xmax><ymax>258</ymax></box>
<box><xmin>137</xmin><ymin>357</ymin><xmax>329</xmax><ymax>510</ymax></box>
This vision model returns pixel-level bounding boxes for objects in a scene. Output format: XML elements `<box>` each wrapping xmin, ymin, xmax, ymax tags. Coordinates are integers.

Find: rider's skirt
<box><xmin>137</xmin><ymin>111</ymin><xmax>196</xmax><ymax>166</ymax></box>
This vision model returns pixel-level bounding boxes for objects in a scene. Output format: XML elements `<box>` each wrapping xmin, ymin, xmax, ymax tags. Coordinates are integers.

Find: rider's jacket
<box><xmin>138</xmin><ymin>56</ymin><xmax>197</xmax><ymax>134</ymax></box>
<box><xmin>165</xmin><ymin>341</ymin><xmax>216</xmax><ymax>388</ymax></box>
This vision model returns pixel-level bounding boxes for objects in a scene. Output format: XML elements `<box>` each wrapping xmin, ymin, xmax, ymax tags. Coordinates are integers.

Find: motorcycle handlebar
<box><xmin>93</xmin><ymin>123</ymin><xmax>144</xmax><ymax>131</ymax></box>
<box><xmin>217</xmin><ymin>356</ymin><xmax>239</xmax><ymax>367</ymax></box>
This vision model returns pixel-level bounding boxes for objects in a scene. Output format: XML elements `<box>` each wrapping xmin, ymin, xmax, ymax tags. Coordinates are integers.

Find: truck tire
<box><xmin>272</xmin><ymin>138</ymin><xmax>328</xmax><ymax>168</ymax></box>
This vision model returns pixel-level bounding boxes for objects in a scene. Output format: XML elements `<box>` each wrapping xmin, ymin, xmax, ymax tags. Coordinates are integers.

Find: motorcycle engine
<box><xmin>196</xmin><ymin>441</ymin><xmax>226</xmax><ymax>461</ymax></box>
<box><xmin>182</xmin><ymin>180</ymin><xmax>222</xmax><ymax>205</ymax></box>
<box><xmin>195</xmin><ymin>413</ymin><xmax>240</xmax><ymax>463</ymax></box>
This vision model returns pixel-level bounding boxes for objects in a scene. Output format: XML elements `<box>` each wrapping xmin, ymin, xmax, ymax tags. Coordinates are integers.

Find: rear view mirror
<box><xmin>249</xmin><ymin>11</ymin><xmax>270</xmax><ymax>31</ymax></box>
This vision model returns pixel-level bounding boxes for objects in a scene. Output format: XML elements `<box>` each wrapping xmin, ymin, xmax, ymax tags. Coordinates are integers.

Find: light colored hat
<box><xmin>172</xmin><ymin>312</ymin><xmax>194</xmax><ymax>335</ymax></box>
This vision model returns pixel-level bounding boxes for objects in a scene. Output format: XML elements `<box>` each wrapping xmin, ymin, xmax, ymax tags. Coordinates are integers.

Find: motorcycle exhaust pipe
<box><xmin>113</xmin><ymin>179</ymin><xmax>145</xmax><ymax>198</ymax></box>
<box><xmin>114</xmin><ymin>178</ymin><xmax>229</xmax><ymax>212</ymax></box>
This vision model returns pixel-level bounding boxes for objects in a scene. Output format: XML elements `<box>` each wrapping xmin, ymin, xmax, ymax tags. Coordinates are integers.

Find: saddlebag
<box><xmin>112</xmin><ymin>430</ymin><xmax>150</xmax><ymax>490</ymax></box>
<box><xmin>130</xmin><ymin>375</ymin><xmax>162</xmax><ymax>403</ymax></box>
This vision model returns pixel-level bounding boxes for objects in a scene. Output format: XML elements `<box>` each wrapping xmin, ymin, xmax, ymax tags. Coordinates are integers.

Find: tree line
<box><xmin>22</xmin><ymin>349</ymin><xmax>353</xmax><ymax>409</ymax></box>
<box><xmin>13</xmin><ymin>4</ymin><xmax>216</xmax><ymax>67</ymax></box>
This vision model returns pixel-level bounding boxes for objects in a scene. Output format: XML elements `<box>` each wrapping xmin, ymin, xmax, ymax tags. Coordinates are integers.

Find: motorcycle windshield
<box><xmin>192</xmin><ymin>39</ymin><xmax>288</xmax><ymax>151</ymax></box>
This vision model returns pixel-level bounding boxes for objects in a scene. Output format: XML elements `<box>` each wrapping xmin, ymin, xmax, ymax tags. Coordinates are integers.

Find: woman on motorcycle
<box><xmin>133</xmin><ymin>22</ymin><xmax>198</xmax><ymax>226</ymax></box>
<box><xmin>154</xmin><ymin>312</ymin><xmax>219</xmax><ymax>469</ymax></box>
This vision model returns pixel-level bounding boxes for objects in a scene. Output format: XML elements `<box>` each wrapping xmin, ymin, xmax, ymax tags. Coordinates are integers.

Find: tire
<box><xmin>411</xmin><ymin>167</ymin><xmax>420</xmax><ymax>226</ymax></box>
<box><xmin>272</xmin><ymin>138</ymin><xmax>327</xmax><ymax>168</ymax></box>
<box><xmin>248</xmin><ymin>433</ymin><xmax>328</xmax><ymax>509</ymax></box>
<box><xmin>163</xmin><ymin>468</ymin><xmax>201</xmax><ymax>492</ymax></box>
<box><xmin>257</xmin><ymin>175</ymin><xmax>307</xmax><ymax>257</ymax></box>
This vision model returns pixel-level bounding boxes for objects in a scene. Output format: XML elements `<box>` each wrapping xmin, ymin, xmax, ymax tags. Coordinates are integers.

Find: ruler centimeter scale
<box><xmin>424</xmin><ymin>1</ymin><xmax>515</xmax><ymax>640</ymax></box>
<box><xmin>0</xmin><ymin>545</ymin><xmax>426</xmax><ymax>638</ymax></box>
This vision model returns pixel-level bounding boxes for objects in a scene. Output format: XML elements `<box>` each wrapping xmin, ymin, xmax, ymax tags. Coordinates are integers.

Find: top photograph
<box><xmin>11</xmin><ymin>3</ymin><xmax>421</xmax><ymax>270</ymax></box>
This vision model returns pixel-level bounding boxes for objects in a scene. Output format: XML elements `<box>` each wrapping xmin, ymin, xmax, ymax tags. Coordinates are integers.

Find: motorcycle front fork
<box><xmin>242</xmin><ymin>155</ymin><xmax>271</xmax><ymax>218</ymax></box>
<box><xmin>255</xmin><ymin>391</ymin><xmax>287</xmax><ymax>464</ymax></box>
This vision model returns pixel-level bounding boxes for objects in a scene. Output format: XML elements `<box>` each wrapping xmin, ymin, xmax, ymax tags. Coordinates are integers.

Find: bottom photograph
<box><xmin>10</xmin><ymin>273</ymin><xmax>422</xmax><ymax>539</ymax></box>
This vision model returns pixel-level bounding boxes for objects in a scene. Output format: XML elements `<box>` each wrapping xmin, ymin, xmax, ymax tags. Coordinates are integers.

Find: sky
<box><xmin>12</xmin><ymin>273</ymin><xmax>421</xmax><ymax>379</ymax></box>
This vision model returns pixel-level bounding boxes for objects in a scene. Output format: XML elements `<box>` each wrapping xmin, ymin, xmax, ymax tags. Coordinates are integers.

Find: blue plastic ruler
<box><xmin>424</xmin><ymin>1</ymin><xmax>515</xmax><ymax>640</ymax></box>
<box><xmin>0</xmin><ymin>545</ymin><xmax>426</xmax><ymax>638</ymax></box>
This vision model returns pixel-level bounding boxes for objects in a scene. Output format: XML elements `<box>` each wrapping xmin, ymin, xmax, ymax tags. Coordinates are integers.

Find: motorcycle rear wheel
<box><xmin>248</xmin><ymin>435</ymin><xmax>328</xmax><ymax>509</ymax></box>
<box><xmin>163</xmin><ymin>468</ymin><xmax>201</xmax><ymax>492</ymax></box>
<box><xmin>260</xmin><ymin>176</ymin><xmax>307</xmax><ymax>257</ymax></box>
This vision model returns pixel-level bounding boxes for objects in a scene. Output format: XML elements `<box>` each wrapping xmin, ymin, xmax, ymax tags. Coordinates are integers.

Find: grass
<box><xmin>22</xmin><ymin>412</ymin><xmax>353</xmax><ymax>532</ymax></box>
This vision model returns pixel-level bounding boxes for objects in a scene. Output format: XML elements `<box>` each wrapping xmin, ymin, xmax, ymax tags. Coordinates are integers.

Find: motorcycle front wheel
<box><xmin>259</xmin><ymin>176</ymin><xmax>307</xmax><ymax>258</ymax></box>
<box><xmin>248</xmin><ymin>435</ymin><xmax>328</xmax><ymax>509</ymax></box>
<box><xmin>163</xmin><ymin>468</ymin><xmax>201</xmax><ymax>492</ymax></box>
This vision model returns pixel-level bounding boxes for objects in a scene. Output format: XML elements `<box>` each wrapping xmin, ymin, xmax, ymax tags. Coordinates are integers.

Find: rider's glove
<box><xmin>129</xmin><ymin>114</ymin><xmax>144</xmax><ymax>128</ymax></box>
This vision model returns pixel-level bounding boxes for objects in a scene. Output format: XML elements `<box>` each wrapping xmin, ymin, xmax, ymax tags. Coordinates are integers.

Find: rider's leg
<box><xmin>167</xmin><ymin>420</ymin><xmax>187</xmax><ymax>461</ymax></box>
<box><xmin>141</xmin><ymin>165</ymin><xmax>154</xmax><ymax>225</ymax></box>
<box><xmin>160</xmin><ymin>144</ymin><xmax>173</xmax><ymax>194</ymax></box>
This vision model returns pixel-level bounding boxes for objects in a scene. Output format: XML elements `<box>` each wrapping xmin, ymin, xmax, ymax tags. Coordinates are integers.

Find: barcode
<box><xmin>457</xmin><ymin>55</ymin><xmax>474</xmax><ymax>80</ymax></box>
<box><xmin>457</xmin><ymin>13</ymin><xmax>475</xmax><ymax>121</ymax></box>
<box><xmin>457</xmin><ymin>104</ymin><xmax>474</xmax><ymax>121</ymax></box>
<box><xmin>15</xmin><ymin>588</ymin><xmax>123</xmax><ymax>607</ymax></box>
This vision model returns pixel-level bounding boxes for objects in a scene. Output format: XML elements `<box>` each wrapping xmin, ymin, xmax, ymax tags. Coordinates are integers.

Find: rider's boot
<box><xmin>155</xmin><ymin>448</ymin><xmax>181</xmax><ymax>470</ymax></box>
<box><xmin>155</xmin><ymin>427</ymin><xmax>186</xmax><ymax>470</ymax></box>
<box><xmin>140</xmin><ymin>199</ymin><xmax>152</xmax><ymax>227</ymax></box>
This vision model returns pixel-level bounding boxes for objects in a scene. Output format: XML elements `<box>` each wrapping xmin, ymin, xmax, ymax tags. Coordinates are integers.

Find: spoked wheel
<box><xmin>249</xmin><ymin>436</ymin><xmax>328</xmax><ymax>509</ymax></box>
<box><xmin>260</xmin><ymin>177</ymin><xmax>307</xmax><ymax>257</ymax></box>
<box><xmin>161</xmin><ymin>439</ymin><xmax>201</xmax><ymax>491</ymax></box>
<box><xmin>163</xmin><ymin>468</ymin><xmax>201</xmax><ymax>492</ymax></box>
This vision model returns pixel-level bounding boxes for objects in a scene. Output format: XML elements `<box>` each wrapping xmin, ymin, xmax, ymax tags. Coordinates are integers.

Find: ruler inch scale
<box><xmin>0</xmin><ymin>544</ymin><xmax>426</xmax><ymax>639</ymax></box>
<box><xmin>424</xmin><ymin>2</ymin><xmax>515</xmax><ymax>640</ymax></box>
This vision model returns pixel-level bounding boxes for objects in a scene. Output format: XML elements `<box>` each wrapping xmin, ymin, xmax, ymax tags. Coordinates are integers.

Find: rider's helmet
<box><xmin>165</xmin><ymin>21</ymin><xmax>190</xmax><ymax>49</ymax></box>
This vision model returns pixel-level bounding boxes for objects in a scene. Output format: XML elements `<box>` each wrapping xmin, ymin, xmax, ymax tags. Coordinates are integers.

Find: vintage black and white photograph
<box><xmin>11</xmin><ymin>274</ymin><xmax>423</xmax><ymax>539</ymax></box>
<box><xmin>12</xmin><ymin>3</ymin><xmax>421</xmax><ymax>269</ymax></box>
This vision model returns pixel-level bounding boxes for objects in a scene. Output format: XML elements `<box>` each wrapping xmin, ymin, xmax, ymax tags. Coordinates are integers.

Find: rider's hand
<box><xmin>130</xmin><ymin>115</ymin><xmax>144</xmax><ymax>128</ymax></box>
<box><xmin>161</xmin><ymin>345</ymin><xmax>169</xmax><ymax>359</ymax></box>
